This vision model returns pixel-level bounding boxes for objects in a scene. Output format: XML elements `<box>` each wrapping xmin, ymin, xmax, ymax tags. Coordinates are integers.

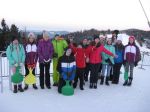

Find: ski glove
<box><xmin>53</xmin><ymin>53</ymin><xmax>58</xmax><ymax>58</ymax></box>
<box><xmin>123</xmin><ymin>60</ymin><xmax>126</xmax><ymax>66</ymax></box>
<box><xmin>105</xmin><ymin>58</ymin><xmax>113</xmax><ymax>65</ymax></box>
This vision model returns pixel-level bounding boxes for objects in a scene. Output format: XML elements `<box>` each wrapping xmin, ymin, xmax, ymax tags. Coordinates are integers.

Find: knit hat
<box><xmin>28</xmin><ymin>32</ymin><xmax>36</xmax><ymax>38</ymax></box>
<box><xmin>93</xmin><ymin>35</ymin><xmax>99</xmax><ymax>40</ymax></box>
<box><xmin>43</xmin><ymin>31</ymin><xmax>49</xmax><ymax>38</ymax></box>
<box><xmin>129</xmin><ymin>36</ymin><xmax>135</xmax><ymax>41</ymax></box>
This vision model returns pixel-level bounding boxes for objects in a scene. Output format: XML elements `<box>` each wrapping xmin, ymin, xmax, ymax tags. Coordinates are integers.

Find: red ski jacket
<box><xmin>88</xmin><ymin>45</ymin><xmax>114</xmax><ymax>64</ymax></box>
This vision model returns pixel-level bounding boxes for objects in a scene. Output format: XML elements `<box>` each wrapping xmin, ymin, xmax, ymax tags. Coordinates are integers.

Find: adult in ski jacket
<box><xmin>123</xmin><ymin>36</ymin><xmax>141</xmax><ymax>86</ymax></box>
<box><xmin>37</xmin><ymin>31</ymin><xmax>54</xmax><ymax>89</ymax></box>
<box><xmin>6</xmin><ymin>36</ymin><xmax>25</xmax><ymax>93</ymax></box>
<box><xmin>52</xmin><ymin>34</ymin><xmax>68</xmax><ymax>86</ymax></box>
<box><xmin>24</xmin><ymin>32</ymin><xmax>38</xmax><ymax>90</ymax></box>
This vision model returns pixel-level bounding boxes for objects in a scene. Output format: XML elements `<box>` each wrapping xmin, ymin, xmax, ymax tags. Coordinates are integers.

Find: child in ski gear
<box><xmin>82</xmin><ymin>38</ymin><xmax>91</xmax><ymax>82</ymax></box>
<box><xmin>70</xmin><ymin>43</ymin><xmax>87</xmax><ymax>90</ymax></box>
<box><xmin>123</xmin><ymin>36</ymin><xmax>141</xmax><ymax>86</ymax></box>
<box><xmin>98</xmin><ymin>35</ymin><xmax>106</xmax><ymax>79</ymax></box>
<box><xmin>101</xmin><ymin>38</ymin><xmax>115</xmax><ymax>86</ymax></box>
<box><xmin>99</xmin><ymin>34</ymin><xmax>106</xmax><ymax>46</ymax></box>
<box><xmin>88</xmin><ymin>35</ymin><xmax>115</xmax><ymax>89</ymax></box>
<box><xmin>6</xmin><ymin>36</ymin><xmax>25</xmax><ymax>93</ymax></box>
<box><xmin>112</xmin><ymin>35</ymin><xmax>124</xmax><ymax>84</ymax></box>
<box><xmin>37</xmin><ymin>31</ymin><xmax>54</xmax><ymax>89</ymax></box>
<box><xmin>57</xmin><ymin>48</ymin><xmax>76</xmax><ymax>93</ymax></box>
<box><xmin>24</xmin><ymin>32</ymin><xmax>38</xmax><ymax>90</ymax></box>
<box><xmin>109</xmin><ymin>31</ymin><xmax>119</xmax><ymax>80</ymax></box>
<box><xmin>52</xmin><ymin>34</ymin><xmax>68</xmax><ymax>86</ymax></box>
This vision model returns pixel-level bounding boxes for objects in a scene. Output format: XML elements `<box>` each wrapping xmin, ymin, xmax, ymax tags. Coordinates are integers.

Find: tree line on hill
<box><xmin>0</xmin><ymin>18</ymin><xmax>150</xmax><ymax>51</ymax></box>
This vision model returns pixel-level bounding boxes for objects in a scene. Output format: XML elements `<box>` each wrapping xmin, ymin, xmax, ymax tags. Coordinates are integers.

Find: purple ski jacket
<box><xmin>37</xmin><ymin>39</ymin><xmax>54</xmax><ymax>63</ymax></box>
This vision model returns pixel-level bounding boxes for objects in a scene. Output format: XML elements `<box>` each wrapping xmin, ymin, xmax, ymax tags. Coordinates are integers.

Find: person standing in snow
<box><xmin>81</xmin><ymin>38</ymin><xmax>90</xmax><ymax>82</ymax></box>
<box><xmin>88</xmin><ymin>35</ymin><xmax>115</xmax><ymax>89</ymax></box>
<box><xmin>98</xmin><ymin>35</ymin><xmax>106</xmax><ymax>79</ymax></box>
<box><xmin>109</xmin><ymin>30</ymin><xmax>120</xmax><ymax>81</ymax></box>
<box><xmin>6</xmin><ymin>36</ymin><xmax>25</xmax><ymax>93</ymax></box>
<box><xmin>70</xmin><ymin>43</ymin><xmax>87</xmax><ymax>90</ymax></box>
<box><xmin>24</xmin><ymin>32</ymin><xmax>38</xmax><ymax>90</ymax></box>
<box><xmin>123</xmin><ymin>36</ymin><xmax>141</xmax><ymax>86</ymax></box>
<box><xmin>57</xmin><ymin>47</ymin><xmax>76</xmax><ymax>93</ymax></box>
<box><xmin>37</xmin><ymin>31</ymin><xmax>54</xmax><ymax>89</ymax></box>
<box><xmin>112</xmin><ymin>35</ymin><xmax>124</xmax><ymax>84</ymax></box>
<box><xmin>101</xmin><ymin>38</ymin><xmax>115</xmax><ymax>86</ymax></box>
<box><xmin>52</xmin><ymin>34</ymin><xmax>68</xmax><ymax>86</ymax></box>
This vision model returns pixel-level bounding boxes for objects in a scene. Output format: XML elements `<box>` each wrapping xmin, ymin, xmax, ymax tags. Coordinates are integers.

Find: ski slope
<box><xmin>0</xmin><ymin>34</ymin><xmax>150</xmax><ymax>112</ymax></box>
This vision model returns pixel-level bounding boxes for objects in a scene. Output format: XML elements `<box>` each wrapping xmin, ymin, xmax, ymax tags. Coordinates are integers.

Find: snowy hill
<box><xmin>22</xmin><ymin>30</ymin><xmax>69</xmax><ymax>38</ymax></box>
<box><xmin>0</xmin><ymin>34</ymin><xmax>150</xmax><ymax>112</ymax></box>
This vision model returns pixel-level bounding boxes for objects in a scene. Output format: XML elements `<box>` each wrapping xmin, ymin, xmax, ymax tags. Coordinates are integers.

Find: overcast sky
<box><xmin>0</xmin><ymin>0</ymin><xmax>150</xmax><ymax>31</ymax></box>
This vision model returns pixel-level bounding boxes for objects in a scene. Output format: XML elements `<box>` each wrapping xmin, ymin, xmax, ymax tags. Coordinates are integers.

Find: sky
<box><xmin>0</xmin><ymin>0</ymin><xmax>150</xmax><ymax>31</ymax></box>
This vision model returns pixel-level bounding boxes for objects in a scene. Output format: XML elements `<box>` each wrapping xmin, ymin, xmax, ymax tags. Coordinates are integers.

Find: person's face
<box><xmin>55</xmin><ymin>36</ymin><xmax>60</xmax><ymax>40</ymax></box>
<box><xmin>87</xmin><ymin>40</ymin><xmax>91</xmax><ymax>45</ymax></box>
<box><xmin>95</xmin><ymin>38</ymin><xmax>100</xmax><ymax>44</ymax></box>
<box><xmin>129</xmin><ymin>38</ymin><xmax>134</xmax><ymax>44</ymax></box>
<box><xmin>117</xmin><ymin>40</ymin><xmax>122</xmax><ymax>44</ymax></box>
<box><xmin>13</xmin><ymin>39</ymin><xmax>18</xmax><ymax>45</ymax></box>
<box><xmin>43</xmin><ymin>36</ymin><xmax>49</xmax><ymax>41</ymax></box>
<box><xmin>100</xmin><ymin>37</ymin><xmax>105</xmax><ymax>41</ymax></box>
<box><xmin>77</xmin><ymin>45</ymin><xmax>82</xmax><ymax>48</ymax></box>
<box><xmin>107</xmin><ymin>39</ymin><xmax>112</xmax><ymax>45</ymax></box>
<box><xmin>29</xmin><ymin>37</ymin><xmax>34</xmax><ymax>43</ymax></box>
<box><xmin>66</xmin><ymin>49</ymin><xmax>72</xmax><ymax>56</ymax></box>
<box><xmin>112</xmin><ymin>33</ymin><xmax>116</xmax><ymax>37</ymax></box>
<box><xmin>83</xmin><ymin>39</ymin><xmax>88</xmax><ymax>45</ymax></box>
<box><xmin>69</xmin><ymin>38</ymin><xmax>73</xmax><ymax>42</ymax></box>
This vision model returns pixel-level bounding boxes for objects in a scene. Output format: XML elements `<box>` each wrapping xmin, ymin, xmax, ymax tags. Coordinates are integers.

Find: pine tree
<box><xmin>0</xmin><ymin>19</ymin><xmax>10</xmax><ymax>51</ymax></box>
<box><xmin>1</xmin><ymin>18</ymin><xmax>10</xmax><ymax>34</ymax></box>
<box><xmin>10</xmin><ymin>24</ymin><xmax>19</xmax><ymax>36</ymax></box>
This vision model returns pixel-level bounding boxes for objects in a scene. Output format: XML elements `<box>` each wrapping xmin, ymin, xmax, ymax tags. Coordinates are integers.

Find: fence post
<box><xmin>0</xmin><ymin>51</ymin><xmax>13</xmax><ymax>92</ymax></box>
<box><xmin>0</xmin><ymin>52</ymin><xmax>4</xmax><ymax>93</ymax></box>
<box><xmin>139</xmin><ymin>51</ymin><xmax>145</xmax><ymax>70</ymax></box>
<box><xmin>9</xmin><ymin>64</ymin><xmax>12</xmax><ymax>91</ymax></box>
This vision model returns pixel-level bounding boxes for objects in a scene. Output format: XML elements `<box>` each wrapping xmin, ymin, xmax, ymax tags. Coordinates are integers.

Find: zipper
<box><xmin>129</xmin><ymin>45</ymin><xmax>132</xmax><ymax>62</ymax></box>
<box><xmin>67</xmin><ymin>56</ymin><xmax>70</xmax><ymax>79</ymax></box>
<box><xmin>16</xmin><ymin>45</ymin><xmax>20</xmax><ymax>64</ymax></box>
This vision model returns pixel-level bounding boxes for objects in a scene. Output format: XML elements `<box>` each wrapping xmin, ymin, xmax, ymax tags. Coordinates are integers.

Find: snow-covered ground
<box><xmin>0</xmin><ymin>34</ymin><xmax>150</xmax><ymax>112</ymax></box>
<box><xmin>0</xmin><ymin>64</ymin><xmax>150</xmax><ymax>112</ymax></box>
